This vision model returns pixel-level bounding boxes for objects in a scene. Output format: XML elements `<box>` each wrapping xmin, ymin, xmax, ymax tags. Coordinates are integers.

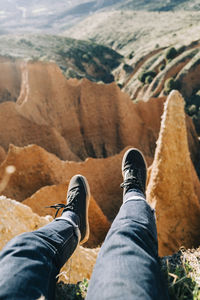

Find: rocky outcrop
<box><xmin>0</xmin><ymin>196</ymin><xmax>99</xmax><ymax>283</ymax></box>
<box><xmin>147</xmin><ymin>90</ymin><xmax>200</xmax><ymax>256</ymax></box>
<box><xmin>0</xmin><ymin>146</ymin><xmax>6</xmax><ymax>164</ymax></box>
<box><xmin>15</xmin><ymin>61</ymin><xmax>165</xmax><ymax>161</ymax></box>
<box><xmin>0</xmin><ymin>102</ymin><xmax>79</xmax><ymax>160</ymax></box>
<box><xmin>0</xmin><ymin>59</ymin><xmax>198</xmax><ymax>165</ymax></box>
<box><xmin>0</xmin><ymin>59</ymin><xmax>166</xmax><ymax>162</ymax></box>
<box><xmin>0</xmin><ymin>57</ymin><xmax>21</xmax><ymax>103</ymax></box>
<box><xmin>24</xmin><ymin>183</ymin><xmax>111</xmax><ymax>248</ymax></box>
<box><xmin>0</xmin><ymin>144</ymin><xmax>127</xmax><ymax>221</ymax></box>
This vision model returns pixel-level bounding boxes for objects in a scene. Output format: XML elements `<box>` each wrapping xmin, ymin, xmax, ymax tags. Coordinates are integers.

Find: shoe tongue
<box><xmin>124</xmin><ymin>169</ymin><xmax>135</xmax><ymax>179</ymax></box>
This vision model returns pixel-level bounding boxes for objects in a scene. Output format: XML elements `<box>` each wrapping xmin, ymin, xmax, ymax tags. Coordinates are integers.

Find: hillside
<box><xmin>0</xmin><ymin>34</ymin><xmax>122</xmax><ymax>83</ymax></box>
<box><xmin>64</xmin><ymin>10</ymin><xmax>200</xmax><ymax>135</ymax></box>
<box><xmin>0</xmin><ymin>0</ymin><xmax>200</xmax><ymax>34</ymax></box>
<box><xmin>64</xmin><ymin>10</ymin><xmax>200</xmax><ymax>55</ymax></box>
<box><xmin>114</xmin><ymin>40</ymin><xmax>200</xmax><ymax>136</ymax></box>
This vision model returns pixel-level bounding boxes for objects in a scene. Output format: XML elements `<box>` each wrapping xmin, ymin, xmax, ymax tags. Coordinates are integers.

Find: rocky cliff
<box><xmin>24</xmin><ymin>183</ymin><xmax>110</xmax><ymax>248</ymax></box>
<box><xmin>0</xmin><ymin>59</ymin><xmax>199</xmax><ymax>165</ymax></box>
<box><xmin>0</xmin><ymin>196</ymin><xmax>99</xmax><ymax>283</ymax></box>
<box><xmin>147</xmin><ymin>91</ymin><xmax>200</xmax><ymax>256</ymax></box>
<box><xmin>0</xmin><ymin>58</ymin><xmax>199</xmax><ymax>274</ymax></box>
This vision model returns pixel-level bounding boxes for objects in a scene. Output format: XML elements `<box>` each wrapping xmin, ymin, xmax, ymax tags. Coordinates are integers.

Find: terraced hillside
<box><xmin>114</xmin><ymin>40</ymin><xmax>200</xmax><ymax>134</ymax></box>
<box><xmin>64</xmin><ymin>10</ymin><xmax>200</xmax><ymax>56</ymax></box>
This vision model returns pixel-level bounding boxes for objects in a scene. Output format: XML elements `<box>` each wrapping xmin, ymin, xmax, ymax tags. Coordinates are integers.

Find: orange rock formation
<box><xmin>0</xmin><ymin>59</ymin><xmax>198</xmax><ymax>165</ymax></box>
<box><xmin>0</xmin><ymin>144</ymin><xmax>127</xmax><ymax>220</ymax></box>
<box><xmin>24</xmin><ymin>183</ymin><xmax>110</xmax><ymax>247</ymax></box>
<box><xmin>0</xmin><ymin>57</ymin><xmax>21</xmax><ymax>103</ymax></box>
<box><xmin>147</xmin><ymin>90</ymin><xmax>200</xmax><ymax>256</ymax></box>
<box><xmin>0</xmin><ymin>196</ymin><xmax>99</xmax><ymax>283</ymax></box>
<box><xmin>0</xmin><ymin>59</ymin><xmax>166</xmax><ymax>162</ymax></box>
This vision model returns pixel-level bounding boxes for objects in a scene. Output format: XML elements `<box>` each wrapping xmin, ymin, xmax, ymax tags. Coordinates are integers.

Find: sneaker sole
<box><xmin>78</xmin><ymin>175</ymin><xmax>90</xmax><ymax>245</ymax></box>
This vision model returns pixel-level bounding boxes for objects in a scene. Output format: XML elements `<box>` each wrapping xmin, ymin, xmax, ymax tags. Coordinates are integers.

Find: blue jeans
<box><xmin>86</xmin><ymin>190</ymin><xmax>169</xmax><ymax>300</ymax></box>
<box><xmin>0</xmin><ymin>191</ymin><xmax>169</xmax><ymax>300</ymax></box>
<box><xmin>0</xmin><ymin>211</ymin><xmax>80</xmax><ymax>300</ymax></box>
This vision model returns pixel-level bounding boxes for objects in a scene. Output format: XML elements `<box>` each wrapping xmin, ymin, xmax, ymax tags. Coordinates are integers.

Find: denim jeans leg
<box><xmin>86</xmin><ymin>189</ymin><xmax>169</xmax><ymax>300</ymax></box>
<box><xmin>0</xmin><ymin>211</ymin><xmax>80</xmax><ymax>300</ymax></box>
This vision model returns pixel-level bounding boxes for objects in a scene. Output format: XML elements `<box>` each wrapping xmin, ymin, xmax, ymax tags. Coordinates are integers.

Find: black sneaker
<box><xmin>63</xmin><ymin>174</ymin><xmax>90</xmax><ymax>245</ymax></box>
<box><xmin>120</xmin><ymin>148</ymin><xmax>147</xmax><ymax>195</ymax></box>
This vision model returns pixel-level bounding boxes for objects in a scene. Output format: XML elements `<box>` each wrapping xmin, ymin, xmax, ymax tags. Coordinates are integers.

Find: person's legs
<box><xmin>86</xmin><ymin>148</ymin><xmax>169</xmax><ymax>300</ymax></box>
<box><xmin>0</xmin><ymin>175</ymin><xmax>90</xmax><ymax>300</ymax></box>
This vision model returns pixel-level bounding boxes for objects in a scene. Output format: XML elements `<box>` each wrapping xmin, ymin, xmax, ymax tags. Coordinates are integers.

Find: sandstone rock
<box><xmin>0</xmin><ymin>58</ymin><xmax>21</xmax><ymax>103</ymax></box>
<box><xmin>0</xmin><ymin>144</ymin><xmax>128</xmax><ymax>221</ymax></box>
<box><xmin>146</xmin><ymin>90</ymin><xmax>200</xmax><ymax>256</ymax></box>
<box><xmin>0</xmin><ymin>59</ymin><xmax>198</xmax><ymax>167</ymax></box>
<box><xmin>24</xmin><ymin>182</ymin><xmax>111</xmax><ymax>247</ymax></box>
<box><xmin>0</xmin><ymin>101</ymin><xmax>79</xmax><ymax>161</ymax></box>
<box><xmin>0</xmin><ymin>146</ymin><xmax>6</xmax><ymax>164</ymax></box>
<box><xmin>0</xmin><ymin>196</ymin><xmax>98</xmax><ymax>283</ymax></box>
<box><xmin>0</xmin><ymin>59</ymin><xmax>166</xmax><ymax>162</ymax></box>
<box><xmin>16</xmin><ymin>61</ymin><xmax>164</xmax><ymax>161</ymax></box>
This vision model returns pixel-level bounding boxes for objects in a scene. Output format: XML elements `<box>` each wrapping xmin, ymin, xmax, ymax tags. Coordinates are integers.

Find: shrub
<box><xmin>161</xmin><ymin>248</ymin><xmax>200</xmax><ymax>300</ymax></box>
<box><xmin>177</xmin><ymin>45</ymin><xmax>186</xmax><ymax>55</ymax></box>
<box><xmin>187</xmin><ymin>104</ymin><xmax>197</xmax><ymax>116</ymax></box>
<box><xmin>166</xmin><ymin>58</ymin><xmax>173</xmax><ymax>64</ymax></box>
<box><xmin>159</xmin><ymin>64</ymin><xmax>165</xmax><ymax>72</ymax></box>
<box><xmin>164</xmin><ymin>77</ymin><xmax>179</xmax><ymax>94</ymax></box>
<box><xmin>165</xmin><ymin>47</ymin><xmax>177</xmax><ymax>61</ymax></box>
<box><xmin>128</xmin><ymin>52</ymin><xmax>134</xmax><ymax>59</ymax></box>
<box><xmin>145</xmin><ymin>75</ymin><xmax>153</xmax><ymax>84</ymax></box>
<box><xmin>82</xmin><ymin>54</ymin><xmax>90</xmax><ymax>62</ymax></box>
<box><xmin>190</xmin><ymin>93</ymin><xmax>200</xmax><ymax>107</ymax></box>
<box><xmin>138</xmin><ymin>70</ymin><xmax>156</xmax><ymax>83</ymax></box>
<box><xmin>123</xmin><ymin>64</ymin><xmax>133</xmax><ymax>73</ymax></box>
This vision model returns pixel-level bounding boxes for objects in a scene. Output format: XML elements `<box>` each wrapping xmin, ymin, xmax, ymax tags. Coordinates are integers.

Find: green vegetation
<box><xmin>55</xmin><ymin>248</ymin><xmax>200</xmax><ymax>299</ymax></box>
<box><xmin>164</xmin><ymin>77</ymin><xmax>180</xmax><ymax>94</ymax></box>
<box><xmin>177</xmin><ymin>45</ymin><xmax>186</xmax><ymax>55</ymax></box>
<box><xmin>165</xmin><ymin>47</ymin><xmax>177</xmax><ymax>61</ymax></box>
<box><xmin>123</xmin><ymin>63</ymin><xmax>133</xmax><ymax>73</ymax></box>
<box><xmin>56</xmin><ymin>279</ymin><xmax>88</xmax><ymax>300</ymax></box>
<box><xmin>159</xmin><ymin>64</ymin><xmax>165</xmax><ymax>72</ymax></box>
<box><xmin>161</xmin><ymin>248</ymin><xmax>200</xmax><ymax>300</ymax></box>
<box><xmin>128</xmin><ymin>52</ymin><xmax>134</xmax><ymax>59</ymax></box>
<box><xmin>138</xmin><ymin>70</ymin><xmax>157</xmax><ymax>84</ymax></box>
<box><xmin>0</xmin><ymin>34</ymin><xmax>123</xmax><ymax>84</ymax></box>
<box><xmin>185</xmin><ymin>90</ymin><xmax>200</xmax><ymax>134</ymax></box>
<box><xmin>145</xmin><ymin>75</ymin><xmax>153</xmax><ymax>84</ymax></box>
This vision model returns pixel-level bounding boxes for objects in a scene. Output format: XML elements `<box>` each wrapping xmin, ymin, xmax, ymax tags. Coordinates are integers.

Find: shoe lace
<box><xmin>46</xmin><ymin>203</ymin><xmax>66</xmax><ymax>218</ymax></box>
<box><xmin>120</xmin><ymin>168</ymin><xmax>143</xmax><ymax>191</ymax></box>
<box><xmin>46</xmin><ymin>189</ymin><xmax>79</xmax><ymax>218</ymax></box>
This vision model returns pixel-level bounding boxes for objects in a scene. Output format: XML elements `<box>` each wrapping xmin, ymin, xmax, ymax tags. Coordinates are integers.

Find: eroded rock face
<box><xmin>0</xmin><ymin>59</ymin><xmax>199</xmax><ymax>166</ymax></box>
<box><xmin>0</xmin><ymin>58</ymin><xmax>21</xmax><ymax>103</ymax></box>
<box><xmin>0</xmin><ymin>102</ymin><xmax>78</xmax><ymax>160</ymax></box>
<box><xmin>0</xmin><ymin>146</ymin><xmax>6</xmax><ymax>164</ymax></box>
<box><xmin>0</xmin><ymin>59</ymin><xmax>166</xmax><ymax>162</ymax></box>
<box><xmin>0</xmin><ymin>196</ymin><xmax>98</xmax><ymax>283</ymax></box>
<box><xmin>16</xmin><ymin>61</ymin><xmax>166</xmax><ymax>161</ymax></box>
<box><xmin>0</xmin><ymin>144</ymin><xmax>127</xmax><ymax>221</ymax></box>
<box><xmin>24</xmin><ymin>183</ymin><xmax>111</xmax><ymax>248</ymax></box>
<box><xmin>147</xmin><ymin>90</ymin><xmax>200</xmax><ymax>256</ymax></box>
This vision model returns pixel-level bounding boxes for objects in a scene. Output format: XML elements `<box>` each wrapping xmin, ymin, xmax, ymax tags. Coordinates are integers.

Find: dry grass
<box><xmin>161</xmin><ymin>247</ymin><xmax>200</xmax><ymax>299</ymax></box>
<box><xmin>64</xmin><ymin>10</ymin><xmax>200</xmax><ymax>57</ymax></box>
<box><xmin>55</xmin><ymin>248</ymin><xmax>200</xmax><ymax>299</ymax></box>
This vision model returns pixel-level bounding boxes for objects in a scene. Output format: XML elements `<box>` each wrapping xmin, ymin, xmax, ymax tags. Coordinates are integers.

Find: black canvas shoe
<box><xmin>62</xmin><ymin>175</ymin><xmax>90</xmax><ymax>245</ymax></box>
<box><xmin>120</xmin><ymin>148</ymin><xmax>147</xmax><ymax>195</ymax></box>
